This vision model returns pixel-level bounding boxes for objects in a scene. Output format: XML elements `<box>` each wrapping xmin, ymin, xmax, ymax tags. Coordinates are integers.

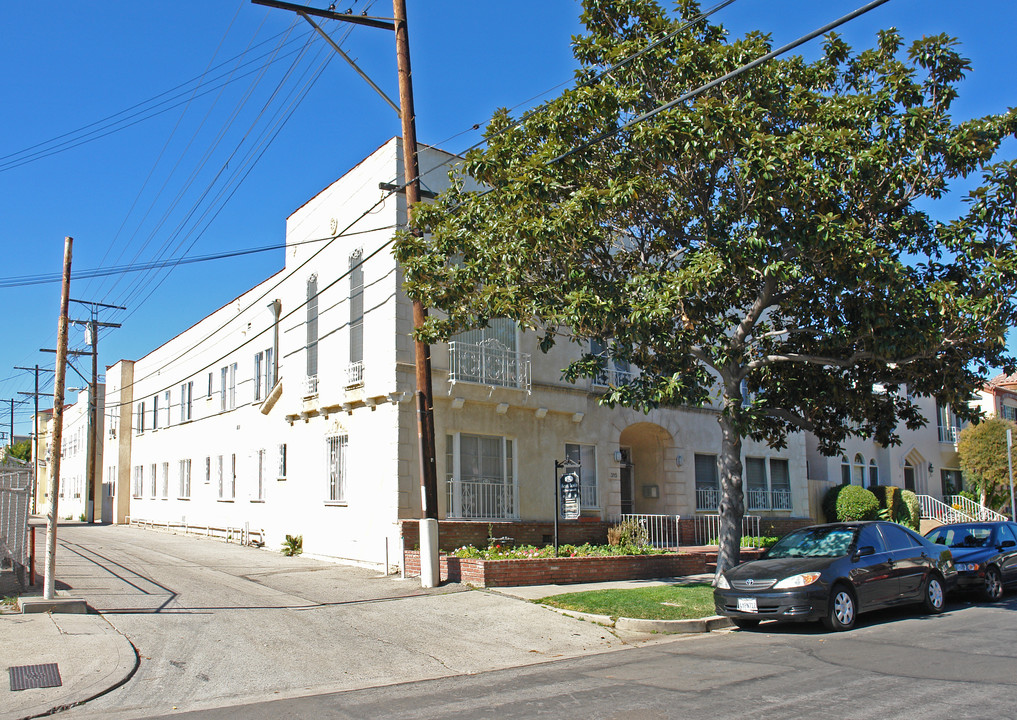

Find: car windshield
<box><xmin>766</xmin><ymin>527</ymin><xmax>855</xmax><ymax>558</ymax></box>
<box><xmin>926</xmin><ymin>525</ymin><xmax>994</xmax><ymax>549</ymax></box>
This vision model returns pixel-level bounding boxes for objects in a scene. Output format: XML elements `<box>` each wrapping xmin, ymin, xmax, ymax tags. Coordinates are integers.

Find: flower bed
<box><xmin>402</xmin><ymin>548</ymin><xmax>764</xmax><ymax>588</ymax></box>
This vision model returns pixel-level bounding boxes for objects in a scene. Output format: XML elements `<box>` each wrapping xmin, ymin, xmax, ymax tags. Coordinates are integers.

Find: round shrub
<box><xmin>899</xmin><ymin>490</ymin><xmax>921</xmax><ymax>530</ymax></box>
<box><xmin>835</xmin><ymin>485</ymin><xmax>879</xmax><ymax>521</ymax></box>
<box><xmin>822</xmin><ymin>484</ymin><xmax>849</xmax><ymax>523</ymax></box>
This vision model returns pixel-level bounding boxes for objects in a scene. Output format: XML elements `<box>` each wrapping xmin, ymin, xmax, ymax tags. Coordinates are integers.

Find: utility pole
<box><xmin>70</xmin><ymin>300</ymin><xmax>123</xmax><ymax>523</ymax></box>
<box><xmin>17</xmin><ymin>364</ymin><xmax>54</xmax><ymax>514</ymax></box>
<box><xmin>0</xmin><ymin>398</ymin><xmax>24</xmax><ymax>456</ymax></box>
<box><xmin>44</xmin><ymin>237</ymin><xmax>73</xmax><ymax>601</ymax></box>
<box><xmin>252</xmin><ymin>0</ymin><xmax>440</xmax><ymax>586</ymax></box>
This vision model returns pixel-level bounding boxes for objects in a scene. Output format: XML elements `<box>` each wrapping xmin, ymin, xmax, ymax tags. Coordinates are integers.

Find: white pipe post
<box><xmin>1007</xmin><ymin>428</ymin><xmax>1015</xmax><ymax>522</ymax></box>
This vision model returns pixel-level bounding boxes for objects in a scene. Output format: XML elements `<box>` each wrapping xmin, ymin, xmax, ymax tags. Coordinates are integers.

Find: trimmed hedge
<box><xmin>835</xmin><ymin>485</ymin><xmax>880</xmax><ymax>521</ymax></box>
<box><xmin>822</xmin><ymin>484</ymin><xmax>849</xmax><ymax>523</ymax></box>
<box><xmin>899</xmin><ymin>490</ymin><xmax>921</xmax><ymax>530</ymax></box>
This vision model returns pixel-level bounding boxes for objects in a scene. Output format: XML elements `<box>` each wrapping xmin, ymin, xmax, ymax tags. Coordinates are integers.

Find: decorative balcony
<box><xmin>446</xmin><ymin>478</ymin><xmax>518</xmax><ymax>519</ymax></box>
<box><xmin>592</xmin><ymin>365</ymin><xmax>634</xmax><ymax>388</ymax></box>
<box><xmin>695</xmin><ymin>486</ymin><xmax>721</xmax><ymax>511</ymax></box>
<box><xmin>746</xmin><ymin>487</ymin><xmax>793</xmax><ymax>511</ymax></box>
<box><xmin>449</xmin><ymin>339</ymin><xmax>531</xmax><ymax>392</ymax></box>
<box><xmin>938</xmin><ymin>424</ymin><xmax>961</xmax><ymax>443</ymax></box>
<box><xmin>345</xmin><ymin>361</ymin><xmax>364</xmax><ymax>389</ymax></box>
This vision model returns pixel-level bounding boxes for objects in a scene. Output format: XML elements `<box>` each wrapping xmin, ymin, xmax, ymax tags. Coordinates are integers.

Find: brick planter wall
<box><xmin>403</xmin><ymin>549</ymin><xmax>764</xmax><ymax>588</ymax></box>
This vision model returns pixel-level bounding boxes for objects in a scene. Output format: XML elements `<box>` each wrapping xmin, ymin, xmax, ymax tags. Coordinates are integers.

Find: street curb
<box><xmin>541</xmin><ymin>605</ymin><xmax>734</xmax><ymax>634</ymax></box>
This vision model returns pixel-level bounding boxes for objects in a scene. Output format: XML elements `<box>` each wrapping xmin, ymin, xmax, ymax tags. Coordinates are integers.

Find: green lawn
<box><xmin>535</xmin><ymin>583</ymin><xmax>716</xmax><ymax>620</ymax></box>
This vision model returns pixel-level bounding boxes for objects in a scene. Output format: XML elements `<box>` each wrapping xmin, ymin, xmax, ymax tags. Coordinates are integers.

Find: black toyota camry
<box><xmin>714</xmin><ymin>521</ymin><xmax>956</xmax><ymax>631</ymax></box>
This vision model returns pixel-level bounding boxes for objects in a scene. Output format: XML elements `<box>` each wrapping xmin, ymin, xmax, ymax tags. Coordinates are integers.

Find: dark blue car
<box><xmin>924</xmin><ymin>521</ymin><xmax>1017</xmax><ymax>601</ymax></box>
<box><xmin>714</xmin><ymin>521</ymin><xmax>956</xmax><ymax>631</ymax></box>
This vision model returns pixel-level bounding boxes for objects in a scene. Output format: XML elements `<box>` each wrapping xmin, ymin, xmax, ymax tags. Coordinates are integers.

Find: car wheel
<box><xmin>822</xmin><ymin>584</ymin><xmax>856</xmax><ymax>631</ymax></box>
<box><xmin>732</xmin><ymin>618</ymin><xmax>760</xmax><ymax>629</ymax></box>
<box><xmin>922</xmin><ymin>573</ymin><xmax>946</xmax><ymax>613</ymax></box>
<box><xmin>983</xmin><ymin>567</ymin><xmax>1003</xmax><ymax>602</ymax></box>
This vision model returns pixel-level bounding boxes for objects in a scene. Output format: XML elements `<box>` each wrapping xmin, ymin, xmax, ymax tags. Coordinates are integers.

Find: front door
<box><xmin>619</xmin><ymin>447</ymin><xmax>633</xmax><ymax>515</ymax></box>
<box><xmin>903</xmin><ymin>461</ymin><xmax>916</xmax><ymax>492</ymax></box>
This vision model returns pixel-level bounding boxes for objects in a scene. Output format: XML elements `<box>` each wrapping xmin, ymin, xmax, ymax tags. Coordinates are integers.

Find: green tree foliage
<box><xmin>7</xmin><ymin>439</ymin><xmax>32</xmax><ymax>462</ymax></box>
<box><xmin>398</xmin><ymin>0</ymin><xmax>1017</xmax><ymax>575</ymax></box>
<box><xmin>957</xmin><ymin>416</ymin><xmax>1017</xmax><ymax>511</ymax></box>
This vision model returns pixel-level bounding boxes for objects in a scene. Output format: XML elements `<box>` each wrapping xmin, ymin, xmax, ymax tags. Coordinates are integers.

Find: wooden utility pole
<box><xmin>44</xmin><ymin>236</ymin><xmax>73</xmax><ymax>600</ymax></box>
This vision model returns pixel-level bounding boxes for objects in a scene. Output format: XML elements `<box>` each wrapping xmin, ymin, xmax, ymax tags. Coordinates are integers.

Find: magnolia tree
<box><xmin>397</xmin><ymin>0</ymin><xmax>1017</xmax><ymax>575</ymax></box>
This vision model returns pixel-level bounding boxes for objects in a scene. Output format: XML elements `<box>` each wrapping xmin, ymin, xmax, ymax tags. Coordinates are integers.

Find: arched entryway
<box><xmin>903</xmin><ymin>449</ymin><xmax>927</xmax><ymax>493</ymax></box>
<box><xmin>617</xmin><ymin>422</ymin><xmax>676</xmax><ymax>516</ymax></box>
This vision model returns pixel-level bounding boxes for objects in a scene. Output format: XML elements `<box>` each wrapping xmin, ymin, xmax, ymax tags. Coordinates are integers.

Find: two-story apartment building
<box><xmin>34</xmin><ymin>388</ymin><xmax>104</xmax><ymax>521</ymax></box>
<box><xmin>95</xmin><ymin>138</ymin><xmax>814</xmax><ymax>569</ymax></box>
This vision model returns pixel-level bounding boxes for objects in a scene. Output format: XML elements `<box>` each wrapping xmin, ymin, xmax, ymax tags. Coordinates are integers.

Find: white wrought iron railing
<box><xmin>945</xmin><ymin>494</ymin><xmax>1009</xmax><ymax>522</ymax></box>
<box><xmin>449</xmin><ymin>340</ymin><xmax>531</xmax><ymax>392</ymax></box>
<box><xmin>345</xmin><ymin>361</ymin><xmax>364</xmax><ymax>389</ymax></box>
<box><xmin>446</xmin><ymin>478</ymin><xmax>518</xmax><ymax>520</ymax></box>
<box><xmin>593</xmin><ymin>366</ymin><xmax>634</xmax><ymax>388</ymax></box>
<box><xmin>917</xmin><ymin>494</ymin><xmax>972</xmax><ymax>523</ymax></box>
<box><xmin>303</xmin><ymin>374</ymin><xmax>319</xmax><ymax>398</ymax></box>
<box><xmin>938</xmin><ymin>425</ymin><xmax>961</xmax><ymax>443</ymax></box>
<box><xmin>693</xmin><ymin>514</ymin><xmax>763</xmax><ymax>548</ymax></box>
<box><xmin>611</xmin><ymin>513</ymin><xmax>681</xmax><ymax>548</ymax></box>
<box><xmin>696</xmin><ymin>486</ymin><xmax>721</xmax><ymax>511</ymax></box>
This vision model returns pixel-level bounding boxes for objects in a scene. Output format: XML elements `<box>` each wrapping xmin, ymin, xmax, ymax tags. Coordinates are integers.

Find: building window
<box><xmin>161</xmin><ymin>462</ymin><xmax>169</xmax><ymax>498</ymax></box>
<box><xmin>348</xmin><ymin>250</ymin><xmax>364</xmax><ymax>386</ymax></box>
<box><xmin>207</xmin><ymin>372</ymin><xmax>213</xmax><ymax>399</ymax></box>
<box><xmin>937</xmin><ymin>402</ymin><xmax>963</xmax><ymax>443</ymax></box>
<box><xmin>277</xmin><ymin>444</ymin><xmax>287</xmax><ymax>480</ymax></box>
<box><xmin>220</xmin><ymin>367</ymin><xmax>228</xmax><ymax>411</ymax></box>
<box><xmin>1002</xmin><ymin>404</ymin><xmax>1017</xmax><ymax>422</ymax></box>
<box><xmin>745</xmin><ymin>457</ymin><xmax>768</xmax><ymax>509</ymax></box>
<box><xmin>230</xmin><ymin>454</ymin><xmax>236</xmax><ymax>499</ymax></box>
<box><xmin>205</xmin><ymin>456</ymin><xmax>211</xmax><ymax>484</ymax></box>
<box><xmin>164</xmin><ymin>390</ymin><xmax>171</xmax><ymax>427</ymax></box>
<box><xmin>565</xmin><ymin>443</ymin><xmax>598</xmax><ymax>508</ymax></box>
<box><xmin>132</xmin><ymin>465</ymin><xmax>143</xmax><ymax>498</ymax></box>
<box><xmin>307</xmin><ymin>275</ymin><xmax>319</xmax><ymax>390</ymax></box>
<box><xmin>591</xmin><ymin>338</ymin><xmax>631</xmax><ymax>388</ymax></box>
<box><xmin>841</xmin><ymin>457</ymin><xmax>851</xmax><ymax>485</ymax></box>
<box><xmin>150</xmin><ymin>464</ymin><xmax>157</xmax><ymax>497</ymax></box>
<box><xmin>853</xmin><ymin>453</ymin><xmax>865</xmax><ymax>486</ymax></box>
<box><xmin>869</xmin><ymin>459</ymin><xmax>879</xmax><ymax>487</ymax></box>
<box><xmin>254</xmin><ymin>349</ymin><xmax>274</xmax><ymax>401</ymax></box>
<box><xmin>136</xmin><ymin>401</ymin><xmax>145</xmax><ymax>434</ymax></box>
<box><xmin>152</xmin><ymin>394</ymin><xmax>159</xmax><ymax>430</ymax></box>
<box><xmin>769</xmin><ymin>458</ymin><xmax>791</xmax><ymax>509</ymax></box>
<box><xmin>254</xmin><ymin>352</ymin><xmax>263</xmax><ymax>402</ymax></box>
<box><xmin>216</xmin><ymin>455</ymin><xmax>225</xmax><ymax>498</ymax></box>
<box><xmin>255</xmin><ymin>449</ymin><xmax>266</xmax><ymax>501</ymax></box>
<box><xmin>449</xmin><ymin>319</ymin><xmax>530</xmax><ymax>390</ymax></box>
<box><xmin>326</xmin><ymin>434</ymin><xmax>348</xmax><ymax>504</ymax></box>
<box><xmin>694</xmin><ymin>454</ymin><xmax>720</xmax><ymax>510</ymax></box>
<box><xmin>940</xmin><ymin>468</ymin><xmax>963</xmax><ymax>496</ymax></box>
<box><xmin>179</xmin><ymin>459</ymin><xmax>191</xmax><ymax>499</ymax></box>
<box><xmin>446</xmin><ymin>433</ymin><xmax>517</xmax><ymax>519</ymax></box>
<box><xmin>228</xmin><ymin>363</ymin><xmax>237</xmax><ymax>410</ymax></box>
<box><xmin>180</xmin><ymin>381</ymin><xmax>193</xmax><ymax>422</ymax></box>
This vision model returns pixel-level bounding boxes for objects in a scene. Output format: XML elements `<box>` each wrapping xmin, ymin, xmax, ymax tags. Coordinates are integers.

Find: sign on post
<box><xmin>560</xmin><ymin>472</ymin><xmax>581</xmax><ymax>520</ymax></box>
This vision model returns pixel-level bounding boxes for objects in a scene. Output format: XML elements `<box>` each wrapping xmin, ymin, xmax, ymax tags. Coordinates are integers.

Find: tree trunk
<box><xmin>715</xmin><ymin>410</ymin><xmax>744</xmax><ymax>582</ymax></box>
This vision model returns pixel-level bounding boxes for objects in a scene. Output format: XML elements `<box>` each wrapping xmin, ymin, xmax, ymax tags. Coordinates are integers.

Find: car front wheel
<box><xmin>823</xmin><ymin>584</ymin><xmax>856</xmax><ymax>631</ymax></box>
<box><xmin>922</xmin><ymin>573</ymin><xmax>946</xmax><ymax>613</ymax></box>
<box><xmin>983</xmin><ymin>567</ymin><xmax>1003</xmax><ymax>602</ymax></box>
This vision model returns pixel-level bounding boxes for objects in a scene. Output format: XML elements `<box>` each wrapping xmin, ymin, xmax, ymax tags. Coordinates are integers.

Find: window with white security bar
<box><xmin>745</xmin><ymin>456</ymin><xmax>792</xmax><ymax>510</ymax></box>
<box><xmin>694</xmin><ymin>454</ymin><xmax>720</xmax><ymax>510</ymax></box>
<box><xmin>445</xmin><ymin>433</ymin><xmax>517</xmax><ymax>519</ymax></box>
<box><xmin>565</xmin><ymin>443</ymin><xmax>598</xmax><ymax>508</ymax></box>
<box><xmin>326</xmin><ymin>434</ymin><xmax>348</xmax><ymax>504</ymax></box>
<box><xmin>179</xmin><ymin>459</ymin><xmax>191</xmax><ymax>499</ymax></box>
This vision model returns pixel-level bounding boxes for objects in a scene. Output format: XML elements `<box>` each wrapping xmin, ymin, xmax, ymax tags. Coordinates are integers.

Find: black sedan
<box><xmin>714</xmin><ymin>521</ymin><xmax>956</xmax><ymax>631</ymax></box>
<box><xmin>924</xmin><ymin>521</ymin><xmax>1017</xmax><ymax>601</ymax></box>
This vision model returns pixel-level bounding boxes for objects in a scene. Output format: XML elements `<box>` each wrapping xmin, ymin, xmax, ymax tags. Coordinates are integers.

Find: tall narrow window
<box><xmin>164</xmin><ymin>390</ymin><xmax>171</xmax><ymax>427</ymax></box>
<box><xmin>228</xmin><ymin>363</ymin><xmax>237</xmax><ymax>409</ymax></box>
<box><xmin>133</xmin><ymin>466</ymin><xmax>143</xmax><ymax>498</ymax></box>
<box><xmin>150</xmin><ymin>464</ymin><xmax>157</xmax><ymax>497</ymax></box>
<box><xmin>868</xmin><ymin>459</ymin><xmax>879</xmax><ymax>487</ymax></box>
<box><xmin>326</xmin><ymin>434</ymin><xmax>348</xmax><ymax>503</ymax></box>
<box><xmin>230</xmin><ymin>454</ymin><xmax>237</xmax><ymax>499</ymax></box>
<box><xmin>217</xmin><ymin>455</ymin><xmax>224</xmax><ymax>498</ymax></box>
<box><xmin>152</xmin><ymin>394</ymin><xmax>160</xmax><ymax>430</ymax></box>
<box><xmin>446</xmin><ymin>434</ymin><xmax>515</xmax><ymax>519</ymax></box>
<box><xmin>254</xmin><ymin>351</ymin><xmax>263</xmax><ymax>402</ymax></box>
<box><xmin>179</xmin><ymin>459</ymin><xmax>191</xmax><ymax>499</ymax></box>
<box><xmin>220</xmin><ymin>367</ymin><xmax>228</xmax><ymax>411</ymax></box>
<box><xmin>694</xmin><ymin>454</ymin><xmax>719</xmax><ymax>510</ymax></box>
<box><xmin>769</xmin><ymin>458</ymin><xmax>791</xmax><ymax>509</ymax></box>
<box><xmin>207</xmin><ymin>372</ymin><xmax>213</xmax><ymax>399</ymax></box>
<box><xmin>136</xmin><ymin>401</ymin><xmax>145</xmax><ymax>434</ymax></box>
<box><xmin>307</xmin><ymin>275</ymin><xmax>319</xmax><ymax>382</ymax></box>
<box><xmin>565</xmin><ymin>443</ymin><xmax>597</xmax><ymax>508</ymax></box>
<box><xmin>180</xmin><ymin>381</ymin><xmax>193</xmax><ymax>422</ymax></box>
<box><xmin>349</xmin><ymin>250</ymin><xmax>364</xmax><ymax>367</ymax></box>
<box><xmin>205</xmin><ymin>456</ymin><xmax>211</xmax><ymax>484</ymax></box>
<box><xmin>255</xmin><ymin>449</ymin><xmax>266</xmax><ymax>501</ymax></box>
<box><xmin>161</xmin><ymin>462</ymin><xmax>169</xmax><ymax>498</ymax></box>
<box><xmin>745</xmin><ymin>456</ymin><xmax>768</xmax><ymax>509</ymax></box>
<box><xmin>277</xmin><ymin>444</ymin><xmax>287</xmax><ymax>480</ymax></box>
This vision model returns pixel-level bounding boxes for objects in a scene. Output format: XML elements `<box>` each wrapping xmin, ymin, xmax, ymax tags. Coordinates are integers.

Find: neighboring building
<box><xmin>976</xmin><ymin>373</ymin><xmax>1017</xmax><ymax>424</ymax></box>
<box><xmin>104</xmin><ymin>138</ymin><xmax>814</xmax><ymax>570</ymax></box>
<box><xmin>102</xmin><ymin>361</ymin><xmax>135</xmax><ymax>524</ymax></box>
<box><xmin>33</xmin><ymin>389</ymin><xmax>104</xmax><ymax>521</ymax></box>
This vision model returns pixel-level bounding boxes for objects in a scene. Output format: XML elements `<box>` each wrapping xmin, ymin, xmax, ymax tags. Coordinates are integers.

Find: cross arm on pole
<box><xmin>251</xmin><ymin>0</ymin><xmax>395</xmax><ymax>30</ymax></box>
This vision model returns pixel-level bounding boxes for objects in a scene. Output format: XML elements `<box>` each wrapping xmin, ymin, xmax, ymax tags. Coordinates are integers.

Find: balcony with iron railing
<box><xmin>344</xmin><ymin>361</ymin><xmax>364</xmax><ymax>389</ymax></box>
<box><xmin>592</xmin><ymin>365</ymin><xmax>634</xmax><ymax>388</ymax></box>
<box><xmin>446</xmin><ymin>477</ymin><xmax>518</xmax><ymax>520</ymax></box>
<box><xmin>449</xmin><ymin>339</ymin><xmax>531</xmax><ymax>392</ymax></box>
<box><xmin>938</xmin><ymin>424</ymin><xmax>961</xmax><ymax>444</ymax></box>
<box><xmin>746</xmin><ymin>487</ymin><xmax>793</xmax><ymax>511</ymax></box>
<box><xmin>696</xmin><ymin>486</ymin><xmax>721</xmax><ymax>511</ymax></box>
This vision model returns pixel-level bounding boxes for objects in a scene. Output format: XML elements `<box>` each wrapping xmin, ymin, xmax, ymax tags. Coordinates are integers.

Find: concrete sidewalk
<box><xmin>2</xmin><ymin>558</ymin><xmax>723</xmax><ymax>719</ymax></box>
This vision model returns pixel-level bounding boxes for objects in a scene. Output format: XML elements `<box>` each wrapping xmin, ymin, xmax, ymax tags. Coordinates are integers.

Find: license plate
<box><xmin>737</xmin><ymin>597</ymin><xmax>757</xmax><ymax>613</ymax></box>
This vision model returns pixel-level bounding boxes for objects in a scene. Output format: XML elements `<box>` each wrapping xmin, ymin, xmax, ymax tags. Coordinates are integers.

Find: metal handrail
<box><xmin>945</xmin><ymin>494</ymin><xmax>1009</xmax><ymax>522</ymax></box>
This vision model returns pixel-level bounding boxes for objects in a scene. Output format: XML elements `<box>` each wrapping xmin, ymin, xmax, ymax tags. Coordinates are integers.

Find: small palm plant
<box><xmin>281</xmin><ymin>534</ymin><xmax>303</xmax><ymax>556</ymax></box>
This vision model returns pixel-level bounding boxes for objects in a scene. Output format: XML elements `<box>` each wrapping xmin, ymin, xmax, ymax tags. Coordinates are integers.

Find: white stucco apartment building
<box><xmin>91</xmin><ymin>139</ymin><xmax>817</xmax><ymax>568</ymax></box>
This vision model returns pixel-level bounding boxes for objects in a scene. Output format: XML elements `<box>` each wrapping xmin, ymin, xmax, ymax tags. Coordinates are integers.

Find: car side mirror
<box><xmin>1000</xmin><ymin>540</ymin><xmax>1016</xmax><ymax>550</ymax></box>
<box><xmin>853</xmin><ymin>545</ymin><xmax>875</xmax><ymax>560</ymax></box>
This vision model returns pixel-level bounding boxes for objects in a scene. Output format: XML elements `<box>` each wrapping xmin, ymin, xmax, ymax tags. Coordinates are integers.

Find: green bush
<box><xmin>870</xmin><ymin>485</ymin><xmax>901</xmax><ymax>521</ymax></box>
<box><xmin>822</xmin><ymin>484</ymin><xmax>849</xmax><ymax>523</ymax></box>
<box><xmin>899</xmin><ymin>490</ymin><xmax>920</xmax><ymax>530</ymax></box>
<box><xmin>607</xmin><ymin>519</ymin><xmax>649</xmax><ymax>548</ymax></box>
<box><xmin>835</xmin><ymin>485</ymin><xmax>879</xmax><ymax>521</ymax></box>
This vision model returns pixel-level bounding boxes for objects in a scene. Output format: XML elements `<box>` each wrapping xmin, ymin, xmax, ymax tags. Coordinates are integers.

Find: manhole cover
<box><xmin>9</xmin><ymin>663</ymin><xmax>62</xmax><ymax>691</ymax></box>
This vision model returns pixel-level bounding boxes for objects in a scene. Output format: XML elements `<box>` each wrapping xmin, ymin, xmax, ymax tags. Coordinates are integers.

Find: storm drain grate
<box><xmin>9</xmin><ymin>663</ymin><xmax>62</xmax><ymax>691</ymax></box>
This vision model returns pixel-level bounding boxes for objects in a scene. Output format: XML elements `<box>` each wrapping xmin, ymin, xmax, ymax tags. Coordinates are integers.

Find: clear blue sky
<box><xmin>1</xmin><ymin>0</ymin><xmax>1014</xmax><ymax>439</ymax></box>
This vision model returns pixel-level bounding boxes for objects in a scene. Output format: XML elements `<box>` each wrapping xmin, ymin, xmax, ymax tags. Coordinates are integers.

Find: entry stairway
<box><xmin>917</xmin><ymin>494</ymin><xmax>1009</xmax><ymax>524</ymax></box>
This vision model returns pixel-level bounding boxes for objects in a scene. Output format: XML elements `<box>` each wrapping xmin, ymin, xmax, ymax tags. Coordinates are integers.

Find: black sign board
<box><xmin>559</xmin><ymin>472</ymin><xmax>580</xmax><ymax>520</ymax></box>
